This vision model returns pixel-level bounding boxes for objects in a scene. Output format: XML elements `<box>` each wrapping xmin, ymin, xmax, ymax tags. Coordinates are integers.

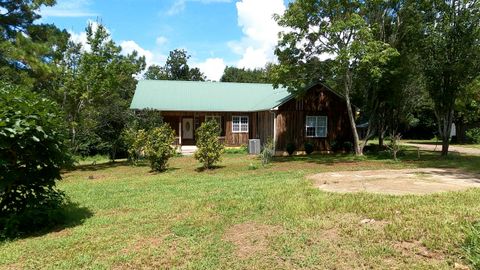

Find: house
<box><xmin>130</xmin><ymin>80</ymin><xmax>353</xmax><ymax>155</ymax></box>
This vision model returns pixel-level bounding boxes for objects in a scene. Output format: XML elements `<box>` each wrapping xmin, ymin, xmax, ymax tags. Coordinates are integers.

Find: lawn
<box><xmin>1</xmin><ymin>151</ymin><xmax>480</xmax><ymax>269</ymax></box>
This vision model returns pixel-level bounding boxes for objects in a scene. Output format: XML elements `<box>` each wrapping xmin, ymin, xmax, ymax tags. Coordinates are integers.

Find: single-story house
<box><xmin>130</xmin><ymin>80</ymin><xmax>353</xmax><ymax>155</ymax></box>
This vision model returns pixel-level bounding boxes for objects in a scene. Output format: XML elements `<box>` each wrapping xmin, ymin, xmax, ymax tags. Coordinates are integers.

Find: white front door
<box><xmin>182</xmin><ymin>118</ymin><xmax>194</xmax><ymax>139</ymax></box>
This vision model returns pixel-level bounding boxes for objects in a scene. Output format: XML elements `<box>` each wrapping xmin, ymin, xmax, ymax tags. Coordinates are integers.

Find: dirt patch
<box><xmin>309</xmin><ymin>168</ymin><xmax>480</xmax><ymax>195</ymax></box>
<box><xmin>393</xmin><ymin>240</ymin><xmax>444</xmax><ymax>261</ymax></box>
<box><xmin>223</xmin><ymin>222</ymin><xmax>283</xmax><ymax>259</ymax></box>
<box><xmin>123</xmin><ymin>234</ymin><xmax>169</xmax><ymax>254</ymax></box>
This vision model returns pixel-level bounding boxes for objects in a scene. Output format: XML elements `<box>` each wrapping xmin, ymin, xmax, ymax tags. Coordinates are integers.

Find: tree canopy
<box><xmin>144</xmin><ymin>49</ymin><xmax>205</xmax><ymax>81</ymax></box>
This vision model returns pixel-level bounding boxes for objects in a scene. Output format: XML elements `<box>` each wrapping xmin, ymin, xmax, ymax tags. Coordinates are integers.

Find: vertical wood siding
<box><xmin>275</xmin><ymin>85</ymin><xmax>353</xmax><ymax>152</ymax></box>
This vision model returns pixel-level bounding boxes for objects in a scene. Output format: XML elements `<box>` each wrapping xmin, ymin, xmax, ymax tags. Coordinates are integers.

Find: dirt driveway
<box><xmin>404</xmin><ymin>142</ymin><xmax>480</xmax><ymax>156</ymax></box>
<box><xmin>309</xmin><ymin>168</ymin><xmax>480</xmax><ymax>195</ymax></box>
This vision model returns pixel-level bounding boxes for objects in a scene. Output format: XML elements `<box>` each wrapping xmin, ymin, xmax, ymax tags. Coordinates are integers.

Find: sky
<box><xmin>39</xmin><ymin>0</ymin><xmax>290</xmax><ymax>81</ymax></box>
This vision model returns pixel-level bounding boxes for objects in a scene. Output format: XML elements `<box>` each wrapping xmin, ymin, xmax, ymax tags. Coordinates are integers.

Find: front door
<box><xmin>182</xmin><ymin>118</ymin><xmax>194</xmax><ymax>139</ymax></box>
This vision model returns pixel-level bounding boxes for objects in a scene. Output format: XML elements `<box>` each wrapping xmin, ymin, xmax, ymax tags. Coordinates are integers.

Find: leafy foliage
<box><xmin>144</xmin><ymin>124</ymin><xmax>176</xmax><ymax>172</ymax></box>
<box><xmin>414</xmin><ymin>0</ymin><xmax>480</xmax><ymax>155</ymax></box>
<box><xmin>260</xmin><ymin>139</ymin><xmax>275</xmax><ymax>165</ymax></box>
<box><xmin>286</xmin><ymin>143</ymin><xmax>296</xmax><ymax>156</ymax></box>
<box><xmin>144</xmin><ymin>49</ymin><xmax>205</xmax><ymax>81</ymax></box>
<box><xmin>304</xmin><ymin>142</ymin><xmax>314</xmax><ymax>155</ymax></box>
<box><xmin>220</xmin><ymin>65</ymin><xmax>273</xmax><ymax>83</ymax></box>
<box><xmin>0</xmin><ymin>83</ymin><xmax>72</xmax><ymax>236</ymax></box>
<box><xmin>194</xmin><ymin>120</ymin><xmax>225</xmax><ymax>169</ymax></box>
<box><xmin>466</xmin><ymin>128</ymin><xmax>480</xmax><ymax>144</ymax></box>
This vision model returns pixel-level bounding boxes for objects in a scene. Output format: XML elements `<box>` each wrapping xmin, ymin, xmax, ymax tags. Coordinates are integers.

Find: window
<box><xmin>232</xmin><ymin>116</ymin><xmax>249</xmax><ymax>133</ymax></box>
<box><xmin>205</xmin><ymin>115</ymin><xmax>222</xmax><ymax>132</ymax></box>
<box><xmin>306</xmin><ymin>116</ymin><xmax>327</xmax><ymax>138</ymax></box>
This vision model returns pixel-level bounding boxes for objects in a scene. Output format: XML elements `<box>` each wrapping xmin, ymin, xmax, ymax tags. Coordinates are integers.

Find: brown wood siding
<box><xmin>161</xmin><ymin>111</ymin><xmax>253</xmax><ymax>146</ymax></box>
<box><xmin>275</xmin><ymin>85</ymin><xmax>353</xmax><ymax>152</ymax></box>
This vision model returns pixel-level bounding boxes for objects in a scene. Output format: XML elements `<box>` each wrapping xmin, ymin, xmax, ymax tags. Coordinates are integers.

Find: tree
<box><xmin>0</xmin><ymin>83</ymin><xmax>72</xmax><ymax>236</ymax></box>
<box><xmin>415</xmin><ymin>0</ymin><xmax>480</xmax><ymax>156</ymax></box>
<box><xmin>275</xmin><ymin>0</ymin><xmax>398</xmax><ymax>155</ymax></box>
<box><xmin>220</xmin><ymin>66</ymin><xmax>271</xmax><ymax>83</ymax></box>
<box><xmin>56</xmin><ymin>22</ymin><xmax>146</xmax><ymax>158</ymax></box>
<box><xmin>144</xmin><ymin>49</ymin><xmax>205</xmax><ymax>81</ymax></box>
<box><xmin>0</xmin><ymin>0</ymin><xmax>70</xmax><ymax>90</ymax></box>
<box><xmin>144</xmin><ymin>64</ymin><xmax>168</xmax><ymax>80</ymax></box>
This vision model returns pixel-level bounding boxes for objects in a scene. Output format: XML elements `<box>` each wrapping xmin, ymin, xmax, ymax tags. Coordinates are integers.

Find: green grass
<box><xmin>1</xmin><ymin>151</ymin><xmax>480</xmax><ymax>269</ymax></box>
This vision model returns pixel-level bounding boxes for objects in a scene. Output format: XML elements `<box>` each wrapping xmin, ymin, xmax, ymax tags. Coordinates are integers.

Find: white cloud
<box><xmin>229</xmin><ymin>0</ymin><xmax>286</xmax><ymax>69</ymax></box>
<box><xmin>167</xmin><ymin>0</ymin><xmax>232</xmax><ymax>15</ymax></box>
<box><xmin>156</xmin><ymin>36</ymin><xmax>168</xmax><ymax>46</ymax></box>
<box><xmin>40</xmin><ymin>0</ymin><xmax>97</xmax><ymax>17</ymax></box>
<box><xmin>194</xmin><ymin>58</ymin><xmax>226</xmax><ymax>81</ymax></box>
<box><xmin>120</xmin><ymin>40</ymin><xmax>156</xmax><ymax>67</ymax></box>
<box><xmin>68</xmin><ymin>20</ymin><xmax>107</xmax><ymax>51</ymax></box>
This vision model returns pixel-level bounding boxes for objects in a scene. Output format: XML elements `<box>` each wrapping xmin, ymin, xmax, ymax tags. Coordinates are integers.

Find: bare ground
<box><xmin>222</xmin><ymin>222</ymin><xmax>283</xmax><ymax>259</ymax></box>
<box><xmin>309</xmin><ymin>168</ymin><xmax>480</xmax><ymax>195</ymax></box>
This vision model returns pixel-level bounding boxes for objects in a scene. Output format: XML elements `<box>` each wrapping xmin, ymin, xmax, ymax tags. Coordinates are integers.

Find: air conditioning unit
<box><xmin>248</xmin><ymin>139</ymin><xmax>261</xmax><ymax>155</ymax></box>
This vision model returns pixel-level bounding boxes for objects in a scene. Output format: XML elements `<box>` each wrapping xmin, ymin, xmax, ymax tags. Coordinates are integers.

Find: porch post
<box><xmin>179</xmin><ymin>121</ymin><xmax>182</xmax><ymax>146</ymax></box>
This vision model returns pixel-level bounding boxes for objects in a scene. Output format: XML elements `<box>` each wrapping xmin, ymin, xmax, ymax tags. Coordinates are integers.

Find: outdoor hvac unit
<box><xmin>248</xmin><ymin>139</ymin><xmax>261</xmax><ymax>155</ymax></box>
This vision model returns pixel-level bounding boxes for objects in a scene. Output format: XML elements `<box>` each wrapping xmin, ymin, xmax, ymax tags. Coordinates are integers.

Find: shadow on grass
<box><xmin>270</xmin><ymin>149</ymin><xmax>480</xmax><ymax>173</ymax></box>
<box><xmin>70</xmin><ymin>160</ymin><xmax>148</xmax><ymax>172</ymax></box>
<box><xmin>195</xmin><ymin>165</ymin><xmax>226</xmax><ymax>172</ymax></box>
<box><xmin>0</xmin><ymin>202</ymin><xmax>93</xmax><ymax>241</ymax></box>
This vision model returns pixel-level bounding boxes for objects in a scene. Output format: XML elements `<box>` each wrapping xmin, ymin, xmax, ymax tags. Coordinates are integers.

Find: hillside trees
<box><xmin>274</xmin><ymin>0</ymin><xmax>399</xmax><ymax>156</ymax></box>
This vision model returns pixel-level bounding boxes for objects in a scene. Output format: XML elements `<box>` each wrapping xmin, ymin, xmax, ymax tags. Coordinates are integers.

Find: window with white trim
<box><xmin>232</xmin><ymin>116</ymin><xmax>248</xmax><ymax>133</ymax></box>
<box><xmin>306</xmin><ymin>116</ymin><xmax>327</xmax><ymax>138</ymax></box>
<box><xmin>205</xmin><ymin>115</ymin><xmax>222</xmax><ymax>131</ymax></box>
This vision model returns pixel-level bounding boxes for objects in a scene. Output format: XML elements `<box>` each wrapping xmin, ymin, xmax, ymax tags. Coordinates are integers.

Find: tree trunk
<box><xmin>344</xmin><ymin>70</ymin><xmax>362</xmax><ymax>156</ymax></box>
<box><xmin>379</xmin><ymin>130</ymin><xmax>384</xmax><ymax>148</ymax></box>
<box><xmin>438</xmin><ymin>109</ymin><xmax>454</xmax><ymax>156</ymax></box>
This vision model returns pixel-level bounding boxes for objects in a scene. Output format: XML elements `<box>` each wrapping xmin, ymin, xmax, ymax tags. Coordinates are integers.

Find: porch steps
<box><xmin>179</xmin><ymin>145</ymin><xmax>197</xmax><ymax>156</ymax></box>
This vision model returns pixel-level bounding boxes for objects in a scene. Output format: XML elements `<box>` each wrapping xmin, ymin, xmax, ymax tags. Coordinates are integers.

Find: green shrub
<box><xmin>0</xmin><ymin>84</ymin><xmax>72</xmax><ymax>236</ymax></box>
<box><xmin>260</xmin><ymin>139</ymin><xmax>275</xmax><ymax>165</ymax></box>
<box><xmin>464</xmin><ymin>222</ymin><xmax>480</xmax><ymax>269</ymax></box>
<box><xmin>123</xmin><ymin>128</ymin><xmax>147</xmax><ymax>165</ymax></box>
<box><xmin>286</xmin><ymin>142</ymin><xmax>296</xmax><ymax>156</ymax></box>
<box><xmin>194</xmin><ymin>120</ymin><xmax>225</xmax><ymax>169</ymax></box>
<box><xmin>466</xmin><ymin>128</ymin><xmax>480</xmax><ymax>144</ymax></box>
<box><xmin>343</xmin><ymin>141</ymin><xmax>353</xmax><ymax>153</ymax></box>
<box><xmin>304</xmin><ymin>142</ymin><xmax>314</xmax><ymax>155</ymax></box>
<box><xmin>144</xmin><ymin>124</ymin><xmax>176</xmax><ymax>171</ymax></box>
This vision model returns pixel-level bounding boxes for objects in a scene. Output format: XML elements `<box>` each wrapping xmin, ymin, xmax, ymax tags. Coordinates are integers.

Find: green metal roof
<box><xmin>130</xmin><ymin>80</ymin><xmax>293</xmax><ymax>112</ymax></box>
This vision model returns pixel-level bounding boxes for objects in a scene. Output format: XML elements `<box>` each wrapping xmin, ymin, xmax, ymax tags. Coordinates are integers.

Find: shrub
<box><xmin>260</xmin><ymin>139</ymin><xmax>275</xmax><ymax>165</ymax></box>
<box><xmin>286</xmin><ymin>143</ymin><xmax>296</xmax><ymax>156</ymax></box>
<box><xmin>0</xmin><ymin>84</ymin><xmax>72</xmax><ymax>236</ymax></box>
<box><xmin>194</xmin><ymin>120</ymin><xmax>225</xmax><ymax>169</ymax></box>
<box><xmin>343</xmin><ymin>141</ymin><xmax>353</xmax><ymax>153</ymax></box>
<box><xmin>466</xmin><ymin>128</ymin><xmax>480</xmax><ymax>144</ymax></box>
<box><xmin>304</xmin><ymin>142</ymin><xmax>314</xmax><ymax>155</ymax></box>
<box><xmin>144</xmin><ymin>124</ymin><xmax>176</xmax><ymax>171</ymax></box>
<box><xmin>123</xmin><ymin>128</ymin><xmax>147</xmax><ymax>165</ymax></box>
<box><xmin>464</xmin><ymin>221</ymin><xmax>480</xmax><ymax>269</ymax></box>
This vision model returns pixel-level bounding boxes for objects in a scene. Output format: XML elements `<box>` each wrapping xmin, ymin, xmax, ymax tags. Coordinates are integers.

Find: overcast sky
<box><xmin>40</xmin><ymin>0</ymin><xmax>290</xmax><ymax>81</ymax></box>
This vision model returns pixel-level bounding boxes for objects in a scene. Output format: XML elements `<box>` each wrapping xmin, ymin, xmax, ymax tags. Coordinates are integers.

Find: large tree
<box><xmin>274</xmin><ymin>0</ymin><xmax>398</xmax><ymax>155</ymax></box>
<box><xmin>0</xmin><ymin>0</ymin><xmax>69</xmax><ymax>89</ymax></box>
<box><xmin>144</xmin><ymin>49</ymin><xmax>205</xmax><ymax>81</ymax></box>
<box><xmin>56</xmin><ymin>22</ymin><xmax>146</xmax><ymax>158</ymax></box>
<box><xmin>415</xmin><ymin>0</ymin><xmax>480</xmax><ymax>155</ymax></box>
